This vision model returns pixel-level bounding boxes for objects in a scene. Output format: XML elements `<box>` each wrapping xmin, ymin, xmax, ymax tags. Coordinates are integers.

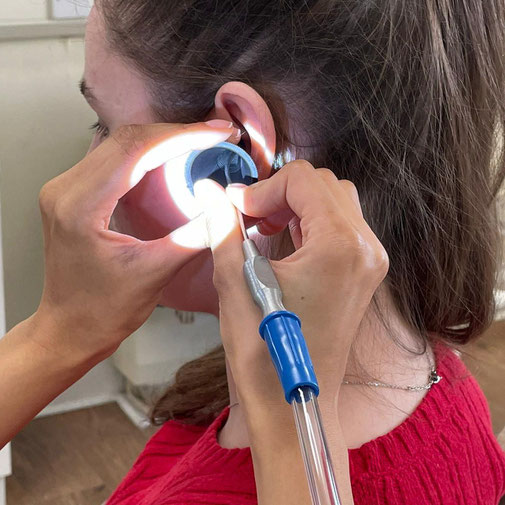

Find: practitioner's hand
<box><xmin>196</xmin><ymin>160</ymin><xmax>389</xmax><ymax>412</ymax></box>
<box><xmin>34</xmin><ymin>120</ymin><xmax>239</xmax><ymax>363</ymax></box>
<box><xmin>196</xmin><ymin>162</ymin><xmax>386</xmax><ymax>505</ymax></box>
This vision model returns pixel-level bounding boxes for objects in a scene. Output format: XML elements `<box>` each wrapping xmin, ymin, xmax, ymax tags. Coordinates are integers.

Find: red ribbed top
<box><xmin>106</xmin><ymin>345</ymin><xmax>505</xmax><ymax>504</ymax></box>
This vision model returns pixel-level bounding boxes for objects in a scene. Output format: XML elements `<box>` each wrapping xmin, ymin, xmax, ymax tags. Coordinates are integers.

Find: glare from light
<box><xmin>194</xmin><ymin>178</ymin><xmax>237</xmax><ymax>249</ymax></box>
<box><xmin>129</xmin><ymin>130</ymin><xmax>231</xmax><ymax>187</ymax></box>
<box><xmin>242</xmin><ymin>120</ymin><xmax>274</xmax><ymax>166</ymax></box>
<box><xmin>129</xmin><ymin>129</ymin><xmax>260</xmax><ymax>249</ymax></box>
<box><xmin>163</xmin><ymin>153</ymin><xmax>202</xmax><ymax>220</ymax></box>
<box><xmin>169</xmin><ymin>212</ymin><xmax>208</xmax><ymax>249</ymax></box>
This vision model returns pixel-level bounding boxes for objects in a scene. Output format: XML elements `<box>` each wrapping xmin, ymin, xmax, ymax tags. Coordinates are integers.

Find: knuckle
<box><xmin>52</xmin><ymin>197</ymin><xmax>75</xmax><ymax>232</ymax></box>
<box><xmin>39</xmin><ymin>180</ymin><xmax>81</xmax><ymax>234</ymax></box>
<box><xmin>315</xmin><ymin>227</ymin><xmax>390</xmax><ymax>285</ymax></box>
<box><xmin>339</xmin><ymin>179</ymin><xmax>358</xmax><ymax>197</ymax></box>
<box><xmin>346</xmin><ymin>229</ymin><xmax>370</xmax><ymax>257</ymax></box>
<box><xmin>350</xmin><ymin>232</ymin><xmax>390</xmax><ymax>279</ymax></box>
<box><xmin>374</xmin><ymin>245</ymin><xmax>390</xmax><ymax>277</ymax></box>
<box><xmin>316</xmin><ymin>167</ymin><xmax>336</xmax><ymax>182</ymax></box>
<box><xmin>284</xmin><ymin>158</ymin><xmax>315</xmax><ymax>176</ymax></box>
<box><xmin>339</xmin><ymin>179</ymin><xmax>363</xmax><ymax>216</ymax></box>
<box><xmin>335</xmin><ymin>229</ymin><xmax>373</xmax><ymax>263</ymax></box>
<box><xmin>39</xmin><ymin>182</ymin><xmax>55</xmax><ymax>215</ymax></box>
<box><xmin>282</xmin><ymin>159</ymin><xmax>316</xmax><ymax>194</ymax></box>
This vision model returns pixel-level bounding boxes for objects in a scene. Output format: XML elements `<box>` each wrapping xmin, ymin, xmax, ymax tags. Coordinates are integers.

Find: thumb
<box><xmin>193</xmin><ymin>178</ymin><xmax>244</xmax><ymax>279</ymax></box>
<box><xmin>193</xmin><ymin>179</ymin><xmax>264</xmax><ymax>360</ymax></box>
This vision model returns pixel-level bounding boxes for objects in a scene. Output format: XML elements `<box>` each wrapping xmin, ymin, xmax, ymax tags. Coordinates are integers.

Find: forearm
<box><xmin>242</xmin><ymin>396</ymin><xmax>355</xmax><ymax>505</ymax></box>
<box><xmin>0</xmin><ymin>314</ymin><xmax>101</xmax><ymax>448</ymax></box>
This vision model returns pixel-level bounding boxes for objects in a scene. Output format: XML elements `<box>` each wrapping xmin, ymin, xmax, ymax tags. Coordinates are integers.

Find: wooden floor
<box><xmin>463</xmin><ymin>319</ymin><xmax>505</xmax><ymax>434</ymax></box>
<box><xmin>6</xmin><ymin>403</ymin><xmax>156</xmax><ymax>505</ymax></box>
<box><xmin>5</xmin><ymin>322</ymin><xmax>505</xmax><ymax>505</ymax></box>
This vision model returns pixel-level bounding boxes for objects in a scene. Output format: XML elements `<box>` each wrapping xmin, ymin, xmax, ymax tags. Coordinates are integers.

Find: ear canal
<box><xmin>184</xmin><ymin>141</ymin><xmax>258</xmax><ymax>196</ymax></box>
<box><xmin>228</xmin><ymin>112</ymin><xmax>251</xmax><ymax>154</ymax></box>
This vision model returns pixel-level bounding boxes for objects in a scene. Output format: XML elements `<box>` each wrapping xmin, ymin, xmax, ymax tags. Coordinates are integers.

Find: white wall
<box><xmin>0</xmin><ymin>0</ymin><xmax>220</xmax><ymax>416</ymax></box>
<box><xmin>0</xmin><ymin>36</ymin><xmax>93</xmax><ymax>328</ymax></box>
<box><xmin>0</xmin><ymin>1</ymin><xmax>47</xmax><ymax>22</ymax></box>
<box><xmin>0</xmin><ymin>3</ymin><xmax>123</xmax><ymax>412</ymax></box>
<box><xmin>0</xmin><ymin>167</ymin><xmax>11</xmax><ymax>505</ymax></box>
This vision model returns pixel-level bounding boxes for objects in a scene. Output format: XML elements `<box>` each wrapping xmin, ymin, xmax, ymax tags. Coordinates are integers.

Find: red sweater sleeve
<box><xmin>106</xmin><ymin>345</ymin><xmax>505</xmax><ymax>505</ymax></box>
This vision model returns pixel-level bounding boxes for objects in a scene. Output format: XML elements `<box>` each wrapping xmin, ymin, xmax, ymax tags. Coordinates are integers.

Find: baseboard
<box><xmin>116</xmin><ymin>393</ymin><xmax>151</xmax><ymax>429</ymax></box>
<box><xmin>35</xmin><ymin>390</ymin><xmax>152</xmax><ymax>431</ymax></box>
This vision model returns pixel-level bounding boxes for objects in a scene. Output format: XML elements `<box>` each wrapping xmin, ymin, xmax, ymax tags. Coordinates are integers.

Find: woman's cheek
<box><xmin>159</xmin><ymin>249</ymin><xmax>218</xmax><ymax>313</ymax></box>
<box><xmin>113</xmin><ymin>165</ymin><xmax>189</xmax><ymax>239</ymax></box>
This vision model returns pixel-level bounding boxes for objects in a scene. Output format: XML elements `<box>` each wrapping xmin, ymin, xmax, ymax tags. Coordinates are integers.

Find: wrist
<box><xmin>229</xmin><ymin>332</ymin><xmax>347</xmax><ymax>410</ymax></box>
<box><xmin>29</xmin><ymin>309</ymin><xmax>117</xmax><ymax>370</ymax></box>
<box><xmin>241</xmin><ymin>389</ymin><xmax>339</xmax><ymax>432</ymax></box>
<box><xmin>234</xmin><ymin>354</ymin><xmax>341</xmax><ymax>423</ymax></box>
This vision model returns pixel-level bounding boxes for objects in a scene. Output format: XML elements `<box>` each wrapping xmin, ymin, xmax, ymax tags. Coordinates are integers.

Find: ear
<box><xmin>210</xmin><ymin>81</ymin><xmax>276</xmax><ymax>181</ymax></box>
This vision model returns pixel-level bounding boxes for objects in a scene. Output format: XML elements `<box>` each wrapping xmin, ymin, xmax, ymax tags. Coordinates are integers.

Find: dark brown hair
<box><xmin>100</xmin><ymin>0</ymin><xmax>505</xmax><ymax>426</ymax></box>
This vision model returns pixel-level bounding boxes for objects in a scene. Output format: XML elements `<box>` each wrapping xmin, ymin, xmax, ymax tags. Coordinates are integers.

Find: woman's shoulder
<box><xmin>349</xmin><ymin>343</ymin><xmax>505</xmax><ymax>502</ymax></box>
<box><xmin>348</xmin><ymin>343</ymin><xmax>498</xmax><ymax>467</ymax></box>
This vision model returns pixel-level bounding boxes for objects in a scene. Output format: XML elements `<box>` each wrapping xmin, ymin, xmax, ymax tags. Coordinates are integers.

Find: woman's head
<box><xmin>83</xmin><ymin>5</ymin><xmax>279</xmax><ymax>313</ymax></box>
<box><xmin>86</xmin><ymin>0</ymin><xmax>505</xmax><ymax>424</ymax></box>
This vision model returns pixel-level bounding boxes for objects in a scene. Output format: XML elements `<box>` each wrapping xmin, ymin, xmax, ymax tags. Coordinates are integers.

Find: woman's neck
<box><xmin>218</xmin><ymin>285</ymin><xmax>435</xmax><ymax>450</ymax></box>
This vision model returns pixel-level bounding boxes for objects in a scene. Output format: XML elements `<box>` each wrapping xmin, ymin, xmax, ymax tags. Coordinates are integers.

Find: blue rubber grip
<box><xmin>259</xmin><ymin>311</ymin><xmax>319</xmax><ymax>403</ymax></box>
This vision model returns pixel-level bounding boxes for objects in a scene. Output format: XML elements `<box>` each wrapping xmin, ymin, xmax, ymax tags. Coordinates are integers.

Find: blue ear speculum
<box><xmin>184</xmin><ymin>141</ymin><xmax>258</xmax><ymax>195</ymax></box>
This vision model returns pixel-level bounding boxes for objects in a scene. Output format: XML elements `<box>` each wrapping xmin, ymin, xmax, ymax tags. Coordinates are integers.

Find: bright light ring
<box><xmin>184</xmin><ymin>141</ymin><xmax>258</xmax><ymax>196</ymax></box>
<box><xmin>166</xmin><ymin>142</ymin><xmax>259</xmax><ymax>249</ymax></box>
<box><xmin>163</xmin><ymin>153</ymin><xmax>202</xmax><ymax>221</ymax></box>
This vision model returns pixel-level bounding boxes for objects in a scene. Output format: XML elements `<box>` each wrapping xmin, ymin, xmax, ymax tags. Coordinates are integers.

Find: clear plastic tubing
<box><xmin>291</xmin><ymin>386</ymin><xmax>342</xmax><ymax>505</ymax></box>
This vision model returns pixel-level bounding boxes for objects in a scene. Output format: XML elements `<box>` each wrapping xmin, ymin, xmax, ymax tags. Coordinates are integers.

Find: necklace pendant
<box><xmin>430</xmin><ymin>370</ymin><xmax>442</xmax><ymax>384</ymax></box>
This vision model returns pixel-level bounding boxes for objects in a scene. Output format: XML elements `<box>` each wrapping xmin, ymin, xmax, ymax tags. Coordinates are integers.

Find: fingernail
<box><xmin>231</xmin><ymin>127</ymin><xmax>242</xmax><ymax>139</ymax></box>
<box><xmin>204</xmin><ymin>119</ymin><xmax>234</xmax><ymax>129</ymax></box>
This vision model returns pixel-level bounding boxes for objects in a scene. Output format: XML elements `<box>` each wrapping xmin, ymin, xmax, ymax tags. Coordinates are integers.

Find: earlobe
<box><xmin>212</xmin><ymin>81</ymin><xmax>276</xmax><ymax>181</ymax></box>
